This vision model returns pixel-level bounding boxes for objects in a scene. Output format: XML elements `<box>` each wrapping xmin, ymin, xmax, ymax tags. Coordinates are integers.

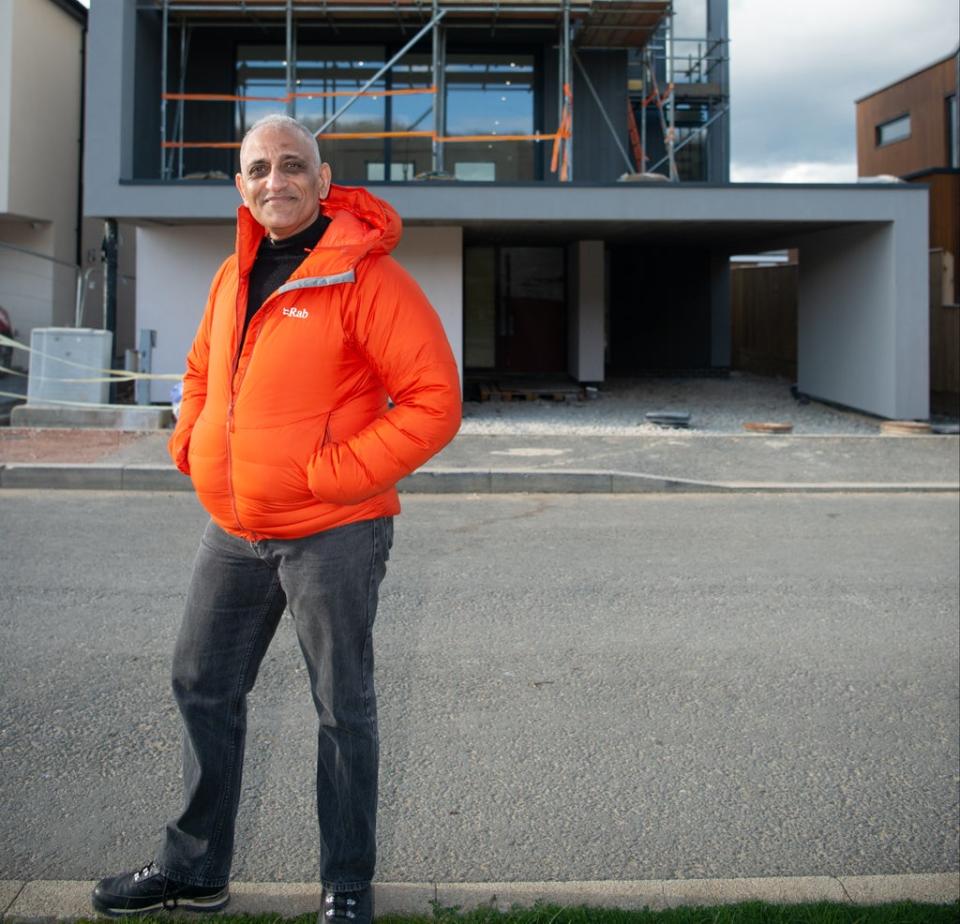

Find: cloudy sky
<box><xmin>723</xmin><ymin>0</ymin><xmax>959</xmax><ymax>181</ymax></box>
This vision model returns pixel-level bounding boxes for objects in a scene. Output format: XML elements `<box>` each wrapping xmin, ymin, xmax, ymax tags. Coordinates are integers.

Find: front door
<box><xmin>497</xmin><ymin>246</ymin><xmax>567</xmax><ymax>373</ymax></box>
<box><xmin>464</xmin><ymin>244</ymin><xmax>567</xmax><ymax>374</ymax></box>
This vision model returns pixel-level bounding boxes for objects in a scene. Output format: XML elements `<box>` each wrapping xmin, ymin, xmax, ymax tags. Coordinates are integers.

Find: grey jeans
<box><xmin>157</xmin><ymin>515</ymin><xmax>393</xmax><ymax>891</ymax></box>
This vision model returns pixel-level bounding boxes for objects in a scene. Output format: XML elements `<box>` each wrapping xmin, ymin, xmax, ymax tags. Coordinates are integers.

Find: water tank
<box><xmin>27</xmin><ymin>328</ymin><xmax>114</xmax><ymax>406</ymax></box>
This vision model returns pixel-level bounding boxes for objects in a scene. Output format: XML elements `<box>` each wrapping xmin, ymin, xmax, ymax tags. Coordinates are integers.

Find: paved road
<box><xmin>0</xmin><ymin>491</ymin><xmax>957</xmax><ymax>885</ymax></box>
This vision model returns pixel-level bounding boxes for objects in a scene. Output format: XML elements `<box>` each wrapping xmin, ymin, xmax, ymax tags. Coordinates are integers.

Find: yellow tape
<box><xmin>0</xmin><ymin>332</ymin><xmax>181</xmax><ymax>381</ymax></box>
<box><xmin>0</xmin><ymin>388</ymin><xmax>168</xmax><ymax>410</ymax></box>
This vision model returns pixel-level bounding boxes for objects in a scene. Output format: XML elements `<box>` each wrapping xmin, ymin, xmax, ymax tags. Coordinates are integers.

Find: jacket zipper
<box><xmin>226</xmin><ymin>279</ymin><xmax>257</xmax><ymax>539</ymax></box>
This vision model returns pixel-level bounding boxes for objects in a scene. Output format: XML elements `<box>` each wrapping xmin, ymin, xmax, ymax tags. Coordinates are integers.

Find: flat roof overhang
<box><xmin>106</xmin><ymin>182</ymin><xmax>929</xmax><ymax>253</ymax></box>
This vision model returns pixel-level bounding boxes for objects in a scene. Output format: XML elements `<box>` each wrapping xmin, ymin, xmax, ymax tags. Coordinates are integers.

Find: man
<box><xmin>92</xmin><ymin>114</ymin><xmax>461</xmax><ymax>921</ymax></box>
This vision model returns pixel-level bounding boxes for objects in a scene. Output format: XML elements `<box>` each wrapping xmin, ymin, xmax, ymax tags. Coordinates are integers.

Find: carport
<box><xmin>383</xmin><ymin>181</ymin><xmax>929</xmax><ymax>421</ymax></box>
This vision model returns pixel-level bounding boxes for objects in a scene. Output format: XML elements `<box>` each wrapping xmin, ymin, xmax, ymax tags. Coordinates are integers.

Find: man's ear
<box><xmin>319</xmin><ymin>163</ymin><xmax>332</xmax><ymax>200</ymax></box>
<box><xmin>234</xmin><ymin>172</ymin><xmax>246</xmax><ymax>202</ymax></box>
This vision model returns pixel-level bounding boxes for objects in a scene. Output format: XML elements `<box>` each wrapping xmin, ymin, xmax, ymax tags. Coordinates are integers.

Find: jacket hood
<box><xmin>236</xmin><ymin>183</ymin><xmax>403</xmax><ymax>278</ymax></box>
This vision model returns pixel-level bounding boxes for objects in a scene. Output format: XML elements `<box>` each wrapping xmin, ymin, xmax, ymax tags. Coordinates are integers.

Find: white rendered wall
<box><xmin>138</xmin><ymin>223</ymin><xmax>464</xmax><ymax>402</ymax></box>
<box><xmin>797</xmin><ymin>220</ymin><xmax>929</xmax><ymax>420</ymax></box>
<box><xmin>4</xmin><ymin>0</ymin><xmax>81</xmax><ymax>240</ymax></box>
<box><xmin>567</xmin><ymin>240</ymin><xmax>605</xmax><ymax>382</ymax></box>
<box><xmin>136</xmin><ymin>225</ymin><xmax>235</xmax><ymax>403</ymax></box>
<box><xmin>392</xmin><ymin>225</ymin><xmax>464</xmax><ymax>386</ymax></box>
<box><xmin>0</xmin><ymin>1</ymin><xmax>12</xmax><ymax>215</ymax></box>
<box><xmin>0</xmin><ymin>0</ymin><xmax>84</xmax><ymax>345</ymax></box>
<box><xmin>0</xmin><ymin>223</ymin><xmax>54</xmax><ymax>361</ymax></box>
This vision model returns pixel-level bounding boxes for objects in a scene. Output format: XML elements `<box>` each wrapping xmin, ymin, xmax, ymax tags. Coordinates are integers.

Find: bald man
<box><xmin>92</xmin><ymin>115</ymin><xmax>461</xmax><ymax>922</ymax></box>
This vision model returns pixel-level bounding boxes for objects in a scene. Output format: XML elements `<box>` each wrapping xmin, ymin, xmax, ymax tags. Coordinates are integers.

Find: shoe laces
<box><xmin>132</xmin><ymin>862</ymin><xmax>160</xmax><ymax>883</ymax></box>
<box><xmin>324</xmin><ymin>891</ymin><xmax>359</xmax><ymax>920</ymax></box>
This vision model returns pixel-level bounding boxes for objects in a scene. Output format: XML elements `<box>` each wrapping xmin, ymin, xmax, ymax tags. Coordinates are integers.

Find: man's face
<box><xmin>235</xmin><ymin>125</ymin><xmax>332</xmax><ymax>240</ymax></box>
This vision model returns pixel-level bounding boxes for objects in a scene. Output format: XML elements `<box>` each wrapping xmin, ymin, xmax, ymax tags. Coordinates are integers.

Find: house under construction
<box><xmin>83</xmin><ymin>0</ymin><xmax>930</xmax><ymax>420</ymax></box>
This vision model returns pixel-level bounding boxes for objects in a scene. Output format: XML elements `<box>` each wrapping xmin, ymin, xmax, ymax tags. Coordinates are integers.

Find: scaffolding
<box><xmin>144</xmin><ymin>0</ymin><xmax>725</xmax><ymax>182</ymax></box>
<box><xmin>628</xmin><ymin>24</ymin><xmax>729</xmax><ymax>179</ymax></box>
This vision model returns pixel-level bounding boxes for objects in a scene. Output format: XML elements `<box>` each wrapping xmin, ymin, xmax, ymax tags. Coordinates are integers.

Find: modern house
<box><xmin>856</xmin><ymin>47</ymin><xmax>959</xmax><ymax>415</ymax></box>
<box><xmin>83</xmin><ymin>0</ymin><xmax>931</xmax><ymax>420</ymax></box>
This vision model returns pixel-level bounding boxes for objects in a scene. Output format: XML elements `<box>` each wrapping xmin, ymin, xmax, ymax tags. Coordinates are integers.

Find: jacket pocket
<box><xmin>303</xmin><ymin>412</ymin><xmax>332</xmax><ymax>496</ymax></box>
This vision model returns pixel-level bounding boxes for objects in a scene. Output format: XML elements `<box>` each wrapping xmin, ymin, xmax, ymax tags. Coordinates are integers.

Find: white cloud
<box><xmin>731</xmin><ymin>160</ymin><xmax>857</xmax><ymax>183</ymax></box>
<box><xmin>729</xmin><ymin>0</ymin><xmax>959</xmax><ymax>180</ymax></box>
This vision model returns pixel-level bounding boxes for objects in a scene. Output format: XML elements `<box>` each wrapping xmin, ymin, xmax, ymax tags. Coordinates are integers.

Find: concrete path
<box><xmin>0</xmin><ymin>429</ymin><xmax>957</xmax><ymax>493</ymax></box>
<box><xmin>2</xmin><ymin>874</ymin><xmax>958</xmax><ymax>921</ymax></box>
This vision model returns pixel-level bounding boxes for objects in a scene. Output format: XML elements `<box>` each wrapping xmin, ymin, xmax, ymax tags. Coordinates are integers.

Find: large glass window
<box><xmin>388</xmin><ymin>54</ymin><xmax>435</xmax><ymax>180</ymax></box>
<box><xmin>236</xmin><ymin>45</ymin><xmax>387</xmax><ymax>181</ymax></box>
<box><xmin>235</xmin><ymin>45</ymin><xmax>288</xmax><ymax>131</ymax></box>
<box><xmin>235</xmin><ymin>46</ymin><xmax>537</xmax><ymax>181</ymax></box>
<box><xmin>444</xmin><ymin>54</ymin><xmax>536</xmax><ymax>182</ymax></box>
<box><xmin>295</xmin><ymin>47</ymin><xmax>386</xmax><ymax>180</ymax></box>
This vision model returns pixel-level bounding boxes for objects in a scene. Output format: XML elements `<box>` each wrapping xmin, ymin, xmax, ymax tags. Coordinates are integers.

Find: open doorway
<box><xmin>464</xmin><ymin>244</ymin><xmax>567</xmax><ymax>378</ymax></box>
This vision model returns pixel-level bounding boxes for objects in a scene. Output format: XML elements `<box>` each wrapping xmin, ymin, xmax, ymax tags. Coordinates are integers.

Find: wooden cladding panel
<box><xmin>925</xmin><ymin>173</ymin><xmax>959</xmax><ymax>260</ymax></box>
<box><xmin>857</xmin><ymin>55</ymin><xmax>956</xmax><ymax>176</ymax></box>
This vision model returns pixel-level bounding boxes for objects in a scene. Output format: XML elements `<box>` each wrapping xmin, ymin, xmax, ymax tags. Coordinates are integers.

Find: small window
<box><xmin>454</xmin><ymin>162</ymin><xmax>496</xmax><ymax>181</ymax></box>
<box><xmin>366</xmin><ymin>162</ymin><xmax>416</xmax><ymax>181</ymax></box>
<box><xmin>876</xmin><ymin>113</ymin><xmax>910</xmax><ymax>146</ymax></box>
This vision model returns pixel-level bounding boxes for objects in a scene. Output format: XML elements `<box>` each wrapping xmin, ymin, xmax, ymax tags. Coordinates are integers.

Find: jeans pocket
<box><xmin>380</xmin><ymin>516</ymin><xmax>394</xmax><ymax>560</ymax></box>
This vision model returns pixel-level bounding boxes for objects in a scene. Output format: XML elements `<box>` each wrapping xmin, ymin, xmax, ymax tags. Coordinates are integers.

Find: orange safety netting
<box><xmin>161</xmin><ymin>84</ymin><xmax>573</xmax><ymax>173</ymax></box>
<box><xmin>163</xmin><ymin>87</ymin><xmax>437</xmax><ymax>103</ymax></box>
<box><xmin>162</xmin><ymin>130</ymin><xmax>566</xmax><ymax>147</ymax></box>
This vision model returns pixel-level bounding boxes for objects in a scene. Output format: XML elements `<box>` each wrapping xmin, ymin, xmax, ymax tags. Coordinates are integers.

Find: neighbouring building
<box><xmin>84</xmin><ymin>0</ymin><xmax>931</xmax><ymax>420</ymax></box>
<box><xmin>0</xmin><ymin>0</ymin><xmax>140</xmax><ymax>383</ymax></box>
<box><xmin>857</xmin><ymin>47</ymin><xmax>960</xmax><ymax>415</ymax></box>
<box><xmin>0</xmin><ymin>0</ymin><xmax>86</xmax><ymax>353</ymax></box>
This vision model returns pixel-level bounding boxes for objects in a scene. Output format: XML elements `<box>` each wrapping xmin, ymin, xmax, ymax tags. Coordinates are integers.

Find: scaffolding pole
<box><xmin>158</xmin><ymin>1</ymin><xmax>595</xmax><ymax>13</ymax></box>
<box><xmin>648</xmin><ymin>100</ymin><xmax>729</xmax><ymax>174</ymax></box>
<box><xmin>314</xmin><ymin>12</ymin><xmax>445</xmax><ymax>137</ymax></box>
<box><xmin>640</xmin><ymin>47</ymin><xmax>648</xmax><ymax>170</ymax></box>
<box><xmin>561</xmin><ymin>0</ymin><xmax>571</xmax><ymax>180</ymax></box>
<box><xmin>431</xmin><ymin>0</ymin><xmax>447</xmax><ymax>173</ymax></box>
<box><xmin>285</xmin><ymin>0</ymin><xmax>295</xmax><ymax>116</ymax></box>
<box><xmin>176</xmin><ymin>21</ymin><xmax>189</xmax><ymax>178</ymax></box>
<box><xmin>665</xmin><ymin>4</ymin><xmax>677</xmax><ymax>181</ymax></box>
<box><xmin>160</xmin><ymin>0</ymin><xmax>169</xmax><ymax>179</ymax></box>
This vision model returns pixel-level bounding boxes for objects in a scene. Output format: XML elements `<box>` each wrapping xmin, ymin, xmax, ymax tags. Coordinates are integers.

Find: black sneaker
<box><xmin>91</xmin><ymin>862</ymin><xmax>229</xmax><ymax>916</ymax></box>
<box><xmin>319</xmin><ymin>886</ymin><xmax>373</xmax><ymax>923</ymax></box>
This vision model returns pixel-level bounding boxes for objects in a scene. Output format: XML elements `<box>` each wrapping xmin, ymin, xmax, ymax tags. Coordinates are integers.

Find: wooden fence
<box><xmin>731</xmin><ymin>264</ymin><xmax>798</xmax><ymax>381</ymax></box>
<box><xmin>930</xmin><ymin>248</ymin><xmax>960</xmax><ymax>416</ymax></box>
<box><xmin>732</xmin><ymin>256</ymin><xmax>959</xmax><ymax>417</ymax></box>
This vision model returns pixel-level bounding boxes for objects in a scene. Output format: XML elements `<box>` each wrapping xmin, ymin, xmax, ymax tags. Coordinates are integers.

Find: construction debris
<box><xmin>743</xmin><ymin>421</ymin><xmax>794</xmax><ymax>433</ymax></box>
<box><xmin>645</xmin><ymin>411</ymin><xmax>691</xmax><ymax>428</ymax></box>
<box><xmin>880</xmin><ymin>420</ymin><xmax>933</xmax><ymax>435</ymax></box>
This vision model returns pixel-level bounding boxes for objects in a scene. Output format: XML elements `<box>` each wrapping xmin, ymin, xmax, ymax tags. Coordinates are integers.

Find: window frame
<box><xmin>875</xmin><ymin>112</ymin><xmax>911</xmax><ymax>148</ymax></box>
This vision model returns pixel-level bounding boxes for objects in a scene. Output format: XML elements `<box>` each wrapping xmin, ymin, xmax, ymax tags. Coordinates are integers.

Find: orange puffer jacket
<box><xmin>168</xmin><ymin>184</ymin><xmax>461</xmax><ymax>541</ymax></box>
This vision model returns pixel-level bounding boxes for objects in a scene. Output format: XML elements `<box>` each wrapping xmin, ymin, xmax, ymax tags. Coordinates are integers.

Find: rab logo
<box><xmin>282</xmin><ymin>306</ymin><xmax>309</xmax><ymax>319</ymax></box>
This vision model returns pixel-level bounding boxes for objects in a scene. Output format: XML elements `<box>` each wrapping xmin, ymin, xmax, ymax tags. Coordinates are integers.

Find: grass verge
<box><xmin>72</xmin><ymin>900</ymin><xmax>960</xmax><ymax>924</ymax></box>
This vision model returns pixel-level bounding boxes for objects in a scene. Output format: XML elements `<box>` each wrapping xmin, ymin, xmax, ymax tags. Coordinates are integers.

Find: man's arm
<box><xmin>307</xmin><ymin>255</ymin><xmax>461</xmax><ymax>504</ymax></box>
<box><xmin>167</xmin><ymin>259</ymin><xmax>229</xmax><ymax>474</ymax></box>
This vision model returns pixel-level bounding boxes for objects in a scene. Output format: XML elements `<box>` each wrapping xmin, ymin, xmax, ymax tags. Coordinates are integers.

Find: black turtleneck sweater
<box><xmin>243</xmin><ymin>211</ymin><xmax>331</xmax><ymax>342</ymax></box>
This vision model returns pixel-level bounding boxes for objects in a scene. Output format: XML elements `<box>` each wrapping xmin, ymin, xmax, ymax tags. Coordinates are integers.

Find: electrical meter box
<box><xmin>27</xmin><ymin>328</ymin><xmax>114</xmax><ymax>406</ymax></box>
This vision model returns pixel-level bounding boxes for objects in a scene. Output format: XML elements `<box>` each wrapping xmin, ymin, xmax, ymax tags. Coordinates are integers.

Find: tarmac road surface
<box><xmin>0</xmin><ymin>491</ymin><xmax>957</xmax><ymax>885</ymax></box>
